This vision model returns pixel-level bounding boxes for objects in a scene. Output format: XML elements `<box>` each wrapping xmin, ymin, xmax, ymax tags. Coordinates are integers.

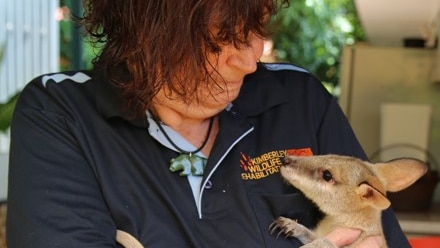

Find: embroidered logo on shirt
<box><xmin>240</xmin><ymin>148</ymin><xmax>313</xmax><ymax>180</ymax></box>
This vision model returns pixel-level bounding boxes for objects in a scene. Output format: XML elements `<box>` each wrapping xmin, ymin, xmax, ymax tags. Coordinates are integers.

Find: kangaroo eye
<box><xmin>322</xmin><ymin>170</ymin><xmax>333</xmax><ymax>182</ymax></box>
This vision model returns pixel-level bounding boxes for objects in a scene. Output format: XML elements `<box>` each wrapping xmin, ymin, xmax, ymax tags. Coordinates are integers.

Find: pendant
<box><xmin>169</xmin><ymin>154</ymin><xmax>207</xmax><ymax>176</ymax></box>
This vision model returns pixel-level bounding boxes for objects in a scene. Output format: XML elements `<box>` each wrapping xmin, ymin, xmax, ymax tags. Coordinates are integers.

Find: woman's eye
<box><xmin>322</xmin><ymin>170</ymin><xmax>333</xmax><ymax>182</ymax></box>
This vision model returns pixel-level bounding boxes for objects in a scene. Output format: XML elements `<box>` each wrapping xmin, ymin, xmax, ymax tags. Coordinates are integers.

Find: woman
<box><xmin>7</xmin><ymin>0</ymin><xmax>407</xmax><ymax>247</ymax></box>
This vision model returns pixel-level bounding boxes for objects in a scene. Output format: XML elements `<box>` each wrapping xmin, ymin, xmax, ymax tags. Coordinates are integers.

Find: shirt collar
<box><xmin>232</xmin><ymin>63</ymin><xmax>290</xmax><ymax>116</ymax></box>
<box><xmin>94</xmin><ymin>69</ymin><xmax>148</xmax><ymax>128</ymax></box>
<box><xmin>146</xmin><ymin>111</ymin><xmax>208</xmax><ymax>158</ymax></box>
<box><xmin>94</xmin><ymin>64</ymin><xmax>289</xmax><ymax>126</ymax></box>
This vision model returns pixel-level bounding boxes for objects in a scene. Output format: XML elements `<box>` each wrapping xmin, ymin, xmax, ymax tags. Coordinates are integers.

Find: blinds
<box><xmin>0</xmin><ymin>0</ymin><xmax>59</xmax><ymax>152</ymax></box>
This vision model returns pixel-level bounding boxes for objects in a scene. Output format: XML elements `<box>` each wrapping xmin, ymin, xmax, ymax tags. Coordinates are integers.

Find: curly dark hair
<box><xmin>80</xmin><ymin>0</ymin><xmax>289</xmax><ymax>117</ymax></box>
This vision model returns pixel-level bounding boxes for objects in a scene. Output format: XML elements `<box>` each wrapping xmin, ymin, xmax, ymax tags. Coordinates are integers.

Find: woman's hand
<box><xmin>325</xmin><ymin>227</ymin><xmax>383</xmax><ymax>248</ymax></box>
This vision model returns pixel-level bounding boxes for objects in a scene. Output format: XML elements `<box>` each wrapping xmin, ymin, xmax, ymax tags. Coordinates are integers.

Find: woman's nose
<box><xmin>226</xmin><ymin>39</ymin><xmax>263</xmax><ymax>74</ymax></box>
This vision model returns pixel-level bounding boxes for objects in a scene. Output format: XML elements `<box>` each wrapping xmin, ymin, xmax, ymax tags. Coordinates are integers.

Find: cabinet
<box><xmin>338</xmin><ymin>44</ymin><xmax>440</xmax><ymax>202</ymax></box>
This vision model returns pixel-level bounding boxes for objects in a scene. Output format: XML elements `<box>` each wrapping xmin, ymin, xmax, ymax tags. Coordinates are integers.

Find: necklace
<box><xmin>154</xmin><ymin>117</ymin><xmax>214</xmax><ymax>176</ymax></box>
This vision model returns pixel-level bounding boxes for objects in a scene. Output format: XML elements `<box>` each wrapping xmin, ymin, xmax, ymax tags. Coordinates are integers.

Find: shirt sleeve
<box><xmin>316</xmin><ymin>97</ymin><xmax>367</xmax><ymax>158</ymax></box>
<box><xmin>6</xmin><ymin>84</ymin><xmax>119</xmax><ymax>247</ymax></box>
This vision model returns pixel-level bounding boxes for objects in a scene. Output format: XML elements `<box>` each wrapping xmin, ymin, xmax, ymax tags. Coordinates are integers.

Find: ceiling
<box><xmin>355</xmin><ymin>0</ymin><xmax>440</xmax><ymax>47</ymax></box>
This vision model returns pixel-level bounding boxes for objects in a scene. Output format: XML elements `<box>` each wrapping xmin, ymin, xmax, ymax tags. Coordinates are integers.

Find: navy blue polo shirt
<box><xmin>7</xmin><ymin>63</ymin><xmax>410</xmax><ymax>247</ymax></box>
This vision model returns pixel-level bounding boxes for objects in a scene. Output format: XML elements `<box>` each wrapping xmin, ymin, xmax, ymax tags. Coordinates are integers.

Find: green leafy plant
<box><xmin>0</xmin><ymin>45</ymin><xmax>20</xmax><ymax>133</ymax></box>
<box><xmin>0</xmin><ymin>92</ymin><xmax>19</xmax><ymax>132</ymax></box>
<box><xmin>270</xmin><ymin>0</ymin><xmax>365</xmax><ymax>89</ymax></box>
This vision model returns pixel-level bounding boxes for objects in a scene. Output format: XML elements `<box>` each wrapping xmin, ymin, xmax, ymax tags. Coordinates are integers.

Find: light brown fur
<box><xmin>116</xmin><ymin>230</ymin><xmax>144</xmax><ymax>248</ymax></box>
<box><xmin>270</xmin><ymin>154</ymin><xmax>428</xmax><ymax>248</ymax></box>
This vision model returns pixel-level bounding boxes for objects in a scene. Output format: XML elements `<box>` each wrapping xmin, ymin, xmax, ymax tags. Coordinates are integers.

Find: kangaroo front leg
<box><xmin>270</xmin><ymin>216</ymin><xmax>317</xmax><ymax>244</ymax></box>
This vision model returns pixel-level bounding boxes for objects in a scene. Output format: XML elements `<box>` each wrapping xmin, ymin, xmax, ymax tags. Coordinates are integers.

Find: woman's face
<box><xmin>153</xmin><ymin>34</ymin><xmax>265</xmax><ymax>120</ymax></box>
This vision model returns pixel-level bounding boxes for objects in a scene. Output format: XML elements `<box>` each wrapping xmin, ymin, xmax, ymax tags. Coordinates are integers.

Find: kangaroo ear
<box><xmin>373</xmin><ymin>158</ymin><xmax>428</xmax><ymax>192</ymax></box>
<box><xmin>356</xmin><ymin>183</ymin><xmax>391</xmax><ymax>210</ymax></box>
